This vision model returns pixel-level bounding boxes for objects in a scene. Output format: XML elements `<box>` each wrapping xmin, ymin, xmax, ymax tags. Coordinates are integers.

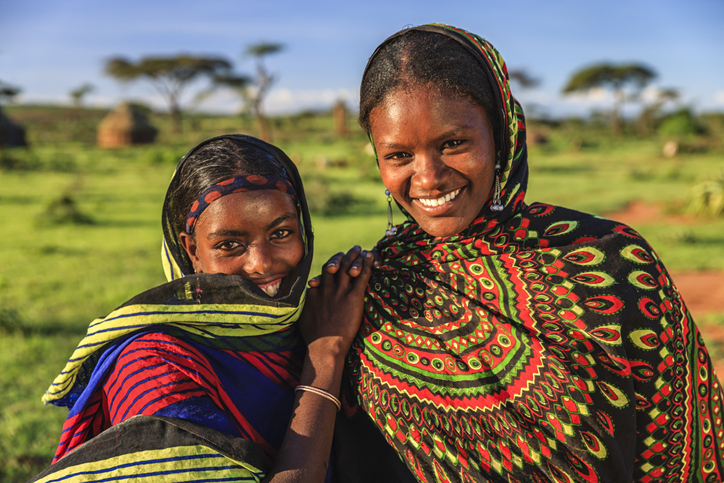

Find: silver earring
<box><xmin>385</xmin><ymin>189</ymin><xmax>397</xmax><ymax>236</ymax></box>
<box><xmin>490</xmin><ymin>163</ymin><xmax>504</xmax><ymax>212</ymax></box>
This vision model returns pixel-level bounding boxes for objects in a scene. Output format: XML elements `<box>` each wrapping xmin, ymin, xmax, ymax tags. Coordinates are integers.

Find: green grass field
<box><xmin>1</xmin><ymin>105</ymin><xmax>724</xmax><ymax>480</ymax></box>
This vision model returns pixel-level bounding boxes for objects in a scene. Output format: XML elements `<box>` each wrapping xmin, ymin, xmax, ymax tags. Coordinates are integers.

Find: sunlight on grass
<box><xmin>2</xmin><ymin>108</ymin><xmax>724</xmax><ymax>480</ymax></box>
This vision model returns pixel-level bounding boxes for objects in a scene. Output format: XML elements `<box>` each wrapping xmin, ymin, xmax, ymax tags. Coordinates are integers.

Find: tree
<box><xmin>69</xmin><ymin>83</ymin><xmax>95</xmax><ymax>108</ymax></box>
<box><xmin>562</xmin><ymin>63</ymin><xmax>657</xmax><ymax>135</ymax></box>
<box><xmin>636</xmin><ymin>87</ymin><xmax>680</xmax><ymax>136</ymax></box>
<box><xmin>0</xmin><ymin>79</ymin><xmax>20</xmax><ymax>104</ymax></box>
<box><xmin>104</xmin><ymin>55</ymin><xmax>232</xmax><ymax>133</ymax></box>
<box><xmin>244</xmin><ymin>42</ymin><xmax>284</xmax><ymax>142</ymax></box>
<box><xmin>508</xmin><ymin>69</ymin><xmax>540</xmax><ymax>90</ymax></box>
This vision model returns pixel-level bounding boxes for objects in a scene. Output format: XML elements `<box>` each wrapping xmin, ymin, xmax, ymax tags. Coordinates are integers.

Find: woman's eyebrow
<box><xmin>267</xmin><ymin>212</ymin><xmax>298</xmax><ymax>229</ymax></box>
<box><xmin>206</xmin><ymin>229</ymin><xmax>246</xmax><ymax>238</ymax></box>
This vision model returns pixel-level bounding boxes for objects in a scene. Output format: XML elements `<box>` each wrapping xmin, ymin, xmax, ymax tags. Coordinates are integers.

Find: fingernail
<box><xmin>329</xmin><ymin>261</ymin><xmax>337</xmax><ymax>266</ymax></box>
<box><xmin>352</xmin><ymin>265</ymin><xmax>359</xmax><ymax>270</ymax></box>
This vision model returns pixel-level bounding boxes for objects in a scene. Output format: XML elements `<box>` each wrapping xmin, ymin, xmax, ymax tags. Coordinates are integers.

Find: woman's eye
<box><xmin>442</xmin><ymin>139</ymin><xmax>464</xmax><ymax>149</ymax></box>
<box><xmin>385</xmin><ymin>152</ymin><xmax>411</xmax><ymax>161</ymax></box>
<box><xmin>271</xmin><ymin>229</ymin><xmax>293</xmax><ymax>239</ymax></box>
<box><xmin>216</xmin><ymin>240</ymin><xmax>242</xmax><ymax>251</ymax></box>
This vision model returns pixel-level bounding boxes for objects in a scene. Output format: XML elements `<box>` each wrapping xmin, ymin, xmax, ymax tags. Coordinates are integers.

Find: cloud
<box><xmin>715</xmin><ymin>91</ymin><xmax>724</xmax><ymax>104</ymax></box>
<box><xmin>265</xmin><ymin>88</ymin><xmax>358</xmax><ymax>114</ymax></box>
<box><xmin>195</xmin><ymin>87</ymin><xmax>359</xmax><ymax>115</ymax></box>
<box><xmin>561</xmin><ymin>87</ymin><xmax>612</xmax><ymax>105</ymax></box>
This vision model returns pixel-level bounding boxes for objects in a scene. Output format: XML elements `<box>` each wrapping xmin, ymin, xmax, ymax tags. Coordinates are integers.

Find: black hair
<box><xmin>169</xmin><ymin>138</ymin><xmax>287</xmax><ymax>236</ymax></box>
<box><xmin>359</xmin><ymin>29</ymin><xmax>501</xmax><ymax>153</ymax></box>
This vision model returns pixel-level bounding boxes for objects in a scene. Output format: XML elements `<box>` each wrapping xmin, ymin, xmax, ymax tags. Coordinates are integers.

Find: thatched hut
<box><xmin>0</xmin><ymin>108</ymin><xmax>27</xmax><ymax>147</ymax></box>
<box><xmin>97</xmin><ymin>103</ymin><xmax>157</xmax><ymax>148</ymax></box>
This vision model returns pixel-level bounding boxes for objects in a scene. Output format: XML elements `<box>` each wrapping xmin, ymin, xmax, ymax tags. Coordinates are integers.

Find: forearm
<box><xmin>261</xmin><ymin>349</ymin><xmax>345</xmax><ymax>483</ymax></box>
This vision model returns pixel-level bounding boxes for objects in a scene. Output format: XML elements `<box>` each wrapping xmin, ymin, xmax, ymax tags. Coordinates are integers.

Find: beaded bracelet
<box><xmin>294</xmin><ymin>385</ymin><xmax>341</xmax><ymax>411</ymax></box>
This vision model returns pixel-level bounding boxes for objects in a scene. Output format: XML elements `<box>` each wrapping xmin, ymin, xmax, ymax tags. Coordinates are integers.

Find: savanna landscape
<box><xmin>1</xmin><ymin>101</ymin><xmax>724</xmax><ymax>481</ymax></box>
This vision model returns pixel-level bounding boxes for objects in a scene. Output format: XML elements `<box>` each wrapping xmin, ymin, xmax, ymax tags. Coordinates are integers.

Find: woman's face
<box><xmin>179</xmin><ymin>189</ymin><xmax>304</xmax><ymax>297</ymax></box>
<box><xmin>370</xmin><ymin>87</ymin><xmax>497</xmax><ymax>237</ymax></box>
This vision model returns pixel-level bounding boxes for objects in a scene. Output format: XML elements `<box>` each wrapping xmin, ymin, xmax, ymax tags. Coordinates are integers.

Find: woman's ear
<box><xmin>179</xmin><ymin>232</ymin><xmax>202</xmax><ymax>273</ymax></box>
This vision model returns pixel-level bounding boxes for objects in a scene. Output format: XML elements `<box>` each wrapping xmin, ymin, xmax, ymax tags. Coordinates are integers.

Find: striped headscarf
<box><xmin>39</xmin><ymin>135</ymin><xmax>313</xmax><ymax>481</ymax></box>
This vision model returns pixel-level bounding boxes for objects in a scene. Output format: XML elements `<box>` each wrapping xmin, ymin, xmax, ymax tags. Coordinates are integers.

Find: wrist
<box><xmin>298</xmin><ymin>349</ymin><xmax>346</xmax><ymax>397</ymax></box>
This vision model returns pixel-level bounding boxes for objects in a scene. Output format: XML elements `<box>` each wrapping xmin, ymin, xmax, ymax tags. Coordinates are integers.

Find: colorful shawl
<box><xmin>38</xmin><ymin>134</ymin><xmax>314</xmax><ymax>481</ymax></box>
<box><xmin>346</xmin><ymin>24</ymin><xmax>724</xmax><ymax>482</ymax></box>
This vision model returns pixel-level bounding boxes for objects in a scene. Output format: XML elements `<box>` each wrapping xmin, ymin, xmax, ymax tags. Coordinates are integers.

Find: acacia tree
<box><xmin>69</xmin><ymin>83</ymin><xmax>95</xmax><ymax>108</ymax></box>
<box><xmin>508</xmin><ymin>69</ymin><xmax>540</xmax><ymax>90</ymax></box>
<box><xmin>562</xmin><ymin>63</ymin><xmax>657</xmax><ymax>135</ymax></box>
<box><xmin>104</xmin><ymin>55</ymin><xmax>232</xmax><ymax>133</ymax></box>
<box><xmin>244</xmin><ymin>42</ymin><xmax>284</xmax><ymax>142</ymax></box>
<box><xmin>0</xmin><ymin>80</ymin><xmax>20</xmax><ymax>104</ymax></box>
<box><xmin>636</xmin><ymin>87</ymin><xmax>680</xmax><ymax>136</ymax></box>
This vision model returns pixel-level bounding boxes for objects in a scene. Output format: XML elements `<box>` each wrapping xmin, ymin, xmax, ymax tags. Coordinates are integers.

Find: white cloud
<box><xmin>715</xmin><ymin>91</ymin><xmax>724</xmax><ymax>104</ymax></box>
<box><xmin>561</xmin><ymin>87</ymin><xmax>612</xmax><ymax>105</ymax></box>
<box><xmin>265</xmin><ymin>88</ymin><xmax>358</xmax><ymax>114</ymax></box>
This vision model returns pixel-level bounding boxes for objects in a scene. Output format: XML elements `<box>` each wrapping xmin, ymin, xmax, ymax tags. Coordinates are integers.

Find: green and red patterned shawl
<box><xmin>346</xmin><ymin>24</ymin><xmax>724</xmax><ymax>482</ymax></box>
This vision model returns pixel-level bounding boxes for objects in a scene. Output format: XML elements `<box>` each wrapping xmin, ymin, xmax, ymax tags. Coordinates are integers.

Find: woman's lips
<box><xmin>257</xmin><ymin>279</ymin><xmax>282</xmax><ymax>297</ymax></box>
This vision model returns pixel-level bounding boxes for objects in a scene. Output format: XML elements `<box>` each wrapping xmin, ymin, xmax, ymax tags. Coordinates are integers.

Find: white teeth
<box><xmin>419</xmin><ymin>188</ymin><xmax>461</xmax><ymax>207</ymax></box>
<box><xmin>260</xmin><ymin>280</ymin><xmax>281</xmax><ymax>297</ymax></box>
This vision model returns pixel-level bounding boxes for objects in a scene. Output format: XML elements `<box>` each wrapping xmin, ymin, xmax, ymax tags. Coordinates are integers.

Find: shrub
<box><xmin>688</xmin><ymin>172</ymin><xmax>724</xmax><ymax>217</ymax></box>
<box><xmin>658</xmin><ymin>109</ymin><xmax>706</xmax><ymax>138</ymax></box>
<box><xmin>37</xmin><ymin>193</ymin><xmax>94</xmax><ymax>225</ymax></box>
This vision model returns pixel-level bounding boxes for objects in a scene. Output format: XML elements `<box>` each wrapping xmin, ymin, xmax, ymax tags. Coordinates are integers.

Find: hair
<box><xmin>170</xmin><ymin>138</ymin><xmax>288</xmax><ymax>236</ymax></box>
<box><xmin>359</xmin><ymin>30</ymin><xmax>501</xmax><ymax>152</ymax></box>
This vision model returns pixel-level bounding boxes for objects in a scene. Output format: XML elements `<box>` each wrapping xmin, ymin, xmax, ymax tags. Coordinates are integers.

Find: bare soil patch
<box><xmin>603</xmin><ymin>199</ymin><xmax>694</xmax><ymax>226</ymax></box>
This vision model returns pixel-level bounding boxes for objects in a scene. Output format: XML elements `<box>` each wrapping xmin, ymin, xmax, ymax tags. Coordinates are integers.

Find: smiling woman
<box><xmin>33</xmin><ymin>135</ymin><xmax>375</xmax><ymax>483</ymax></box>
<box><xmin>339</xmin><ymin>23</ymin><xmax>724</xmax><ymax>482</ymax></box>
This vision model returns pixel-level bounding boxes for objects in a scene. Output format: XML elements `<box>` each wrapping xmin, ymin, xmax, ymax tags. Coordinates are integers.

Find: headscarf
<box><xmin>40</xmin><ymin>135</ymin><xmax>312</xmax><ymax>480</ymax></box>
<box><xmin>347</xmin><ymin>24</ymin><xmax>724</xmax><ymax>482</ymax></box>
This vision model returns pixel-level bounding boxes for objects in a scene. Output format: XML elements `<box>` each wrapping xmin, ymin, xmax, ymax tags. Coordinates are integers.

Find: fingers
<box><xmin>349</xmin><ymin>251</ymin><xmax>374</xmax><ymax>293</ymax></box>
<box><xmin>371</xmin><ymin>247</ymin><xmax>381</xmax><ymax>268</ymax></box>
<box><xmin>323</xmin><ymin>252</ymin><xmax>344</xmax><ymax>274</ymax></box>
<box><xmin>336</xmin><ymin>246</ymin><xmax>364</xmax><ymax>279</ymax></box>
<box><xmin>347</xmin><ymin>250</ymin><xmax>371</xmax><ymax>278</ymax></box>
<box><xmin>307</xmin><ymin>276</ymin><xmax>321</xmax><ymax>288</ymax></box>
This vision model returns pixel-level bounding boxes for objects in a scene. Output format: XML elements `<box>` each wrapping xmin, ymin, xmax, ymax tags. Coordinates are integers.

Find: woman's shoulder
<box><xmin>523</xmin><ymin>201</ymin><xmax>654</xmax><ymax>252</ymax></box>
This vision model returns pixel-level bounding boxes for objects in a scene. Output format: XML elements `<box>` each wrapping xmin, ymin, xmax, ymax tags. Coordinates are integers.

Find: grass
<box><xmin>1</xmin><ymin>106</ymin><xmax>724</xmax><ymax>480</ymax></box>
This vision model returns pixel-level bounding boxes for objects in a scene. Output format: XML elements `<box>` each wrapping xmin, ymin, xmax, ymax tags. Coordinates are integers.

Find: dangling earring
<box><xmin>385</xmin><ymin>189</ymin><xmax>397</xmax><ymax>236</ymax></box>
<box><xmin>490</xmin><ymin>161</ymin><xmax>504</xmax><ymax>212</ymax></box>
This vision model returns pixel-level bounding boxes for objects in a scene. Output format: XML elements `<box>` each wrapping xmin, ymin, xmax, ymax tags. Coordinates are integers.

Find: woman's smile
<box><xmin>415</xmin><ymin>187</ymin><xmax>463</xmax><ymax>208</ymax></box>
<box><xmin>370</xmin><ymin>87</ymin><xmax>496</xmax><ymax>237</ymax></box>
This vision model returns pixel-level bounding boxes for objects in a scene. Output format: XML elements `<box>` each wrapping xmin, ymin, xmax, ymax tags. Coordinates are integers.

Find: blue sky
<box><xmin>1</xmin><ymin>0</ymin><xmax>723</xmax><ymax>117</ymax></box>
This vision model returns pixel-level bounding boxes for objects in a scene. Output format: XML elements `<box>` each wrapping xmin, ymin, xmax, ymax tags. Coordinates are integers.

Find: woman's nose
<box><xmin>242</xmin><ymin>243</ymin><xmax>274</xmax><ymax>275</ymax></box>
<box><xmin>412</xmin><ymin>152</ymin><xmax>448</xmax><ymax>191</ymax></box>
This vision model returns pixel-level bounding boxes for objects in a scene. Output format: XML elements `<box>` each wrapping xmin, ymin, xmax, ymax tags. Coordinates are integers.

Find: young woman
<box><xmin>337</xmin><ymin>24</ymin><xmax>724</xmax><ymax>482</ymax></box>
<box><xmin>35</xmin><ymin>134</ymin><xmax>373</xmax><ymax>483</ymax></box>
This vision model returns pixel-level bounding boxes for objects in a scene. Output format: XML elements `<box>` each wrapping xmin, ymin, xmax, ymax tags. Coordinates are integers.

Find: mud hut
<box><xmin>0</xmin><ymin>108</ymin><xmax>27</xmax><ymax>147</ymax></box>
<box><xmin>97</xmin><ymin>103</ymin><xmax>157</xmax><ymax>148</ymax></box>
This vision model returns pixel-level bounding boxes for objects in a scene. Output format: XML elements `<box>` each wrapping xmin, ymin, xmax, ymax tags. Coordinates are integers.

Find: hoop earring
<box><xmin>385</xmin><ymin>189</ymin><xmax>397</xmax><ymax>236</ymax></box>
<box><xmin>490</xmin><ymin>162</ymin><xmax>504</xmax><ymax>212</ymax></box>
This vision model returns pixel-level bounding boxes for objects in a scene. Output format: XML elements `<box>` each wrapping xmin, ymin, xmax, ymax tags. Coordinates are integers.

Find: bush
<box><xmin>688</xmin><ymin>172</ymin><xmax>724</xmax><ymax>217</ymax></box>
<box><xmin>658</xmin><ymin>109</ymin><xmax>706</xmax><ymax>138</ymax></box>
<box><xmin>301</xmin><ymin>176</ymin><xmax>360</xmax><ymax>216</ymax></box>
<box><xmin>36</xmin><ymin>193</ymin><xmax>94</xmax><ymax>225</ymax></box>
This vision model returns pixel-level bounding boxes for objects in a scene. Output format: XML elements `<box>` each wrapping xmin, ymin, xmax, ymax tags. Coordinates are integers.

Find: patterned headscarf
<box><xmin>347</xmin><ymin>24</ymin><xmax>724</xmax><ymax>482</ymax></box>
